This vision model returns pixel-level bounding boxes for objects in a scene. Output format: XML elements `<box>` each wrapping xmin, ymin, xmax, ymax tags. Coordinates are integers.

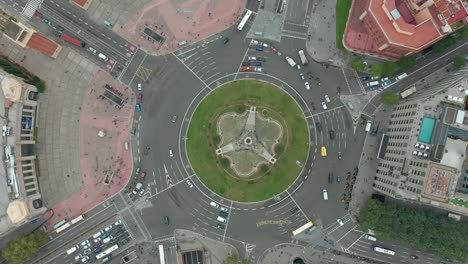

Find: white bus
<box><xmin>96</xmin><ymin>244</ymin><xmax>119</xmax><ymax>260</ymax></box>
<box><xmin>159</xmin><ymin>244</ymin><xmax>166</xmax><ymax>264</ymax></box>
<box><xmin>298</xmin><ymin>50</ymin><xmax>308</xmax><ymax>65</ymax></box>
<box><xmin>70</xmin><ymin>215</ymin><xmax>85</xmax><ymax>224</ymax></box>
<box><xmin>55</xmin><ymin>222</ymin><xmax>71</xmax><ymax>233</ymax></box>
<box><xmin>237</xmin><ymin>10</ymin><xmax>252</xmax><ymax>31</ymax></box>
<box><xmin>292</xmin><ymin>221</ymin><xmax>314</xmax><ymax>236</ymax></box>
<box><xmin>400</xmin><ymin>86</ymin><xmax>416</xmax><ymax>99</ymax></box>
<box><xmin>372</xmin><ymin>246</ymin><xmax>395</xmax><ymax>255</ymax></box>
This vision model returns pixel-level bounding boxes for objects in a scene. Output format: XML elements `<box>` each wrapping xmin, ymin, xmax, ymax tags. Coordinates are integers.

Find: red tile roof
<box><xmin>368</xmin><ymin>0</ymin><xmax>442</xmax><ymax>50</ymax></box>
<box><xmin>26</xmin><ymin>33</ymin><xmax>61</xmax><ymax>58</ymax></box>
<box><xmin>447</xmin><ymin>1</ymin><xmax>468</xmax><ymax>25</ymax></box>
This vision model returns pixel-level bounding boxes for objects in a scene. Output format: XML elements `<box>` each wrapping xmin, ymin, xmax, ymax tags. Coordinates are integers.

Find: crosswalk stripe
<box><xmin>21</xmin><ymin>0</ymin><xmax>43</xmax><ymax>20</ymax></box>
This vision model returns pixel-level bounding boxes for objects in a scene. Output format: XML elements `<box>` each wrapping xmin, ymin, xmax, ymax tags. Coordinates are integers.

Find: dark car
<box><xmin>219</xmin><ymin>211</ymin><xmax>228</xmax><ymax>217</ymax></box>
<box><xmin>361</xmin><ymin>76</ymin><xmax>370</xmax><ymax>81</ymax></box>
<box><xmin>329</xmin><ymin>130</ymin><xmax>335</xmax><ymax>140</ymax></box>
<box><xmin>223</xmin><ymin>37</ymin><xmax>230</xmax><ymax>44</ymax></box>
<box><xmin>42</xmin><ymin>18</ymin><xmax>51</xmax><ymax>25</ymax></box>
<box><xmin>315</xmin><ymin>122</ymin><xmax>322</xmax><ymax>132</ymax></box>
<box><xmin>164</xmin><ymin>216</ymin><xmax>170</xmax><ymax>225</ymax></box>
<box><xmin>136</xmin><ymin>103</ymin><xmax>141</xmax><ymax>112</ymax></box>
<box><xmin>94</xmin><ymin>247</ymin><xmax>103</xmax><ymax>254</ymax></box>
<box><xmin>328</xmin><ymin>173</ymin><xmax>333</xmax><ymax>184</ymax></box>
<box><xmin>241</xmin><ymin>61</ymin><xmax>251</xmax><ymax>66</ymax></box>
<box><xmin>56</xmin><ymin>25</ymin><xmax>64</xmax><ymax>31</ymax></box>
<box><xmin>256</xmin><ymin>45</ymin><xmax>264</xmax><ymax>51</ymax></box>
<box><xmin>410</xmin><ymin>255</ymin><xmax>419</xmax><ymax>259</ymax></box>
<box><xmin>290</xmin><ymin>206</ymin><xmax>298</xmax><ymax>213</ymax></box>
<box><xmin>52</xmin><ymin>31</ymin><xmax>62</xmax><ymax>37</ymax></box>
<box><xmin>138</xmin><ymin>93</ymin><xmax>143</xmax><ymax>101</ymax></box>
<box><xmin>252</xmin><ymin>61</ymin><xmax>262</xmax><ymax>66</ymax></box>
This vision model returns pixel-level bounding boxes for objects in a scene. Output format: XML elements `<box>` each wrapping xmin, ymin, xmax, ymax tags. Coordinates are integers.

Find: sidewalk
<box><xmin>306</xmin><ymin>0</ymin><xmax>347</xmax><ymax>67</ymax></box>
<box><xmin>348</xmin><ymin>104</ymin><xmax>392</xmax><ymax>218</ymax></box>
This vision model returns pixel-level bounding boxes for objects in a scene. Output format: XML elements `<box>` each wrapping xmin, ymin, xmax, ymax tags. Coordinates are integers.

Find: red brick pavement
<box><xmin>118</xmin><ymin>0</ymin><xmax>246</xmax><ymax>54</ymax></box>
<box><xmin>44</xmin><ymin>70</ymin><xmax>134</xmax><ymax>231</ymax></box>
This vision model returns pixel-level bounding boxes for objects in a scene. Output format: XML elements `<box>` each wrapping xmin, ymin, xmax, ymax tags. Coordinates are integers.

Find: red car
<box><xmin>141</xmin><ymin>171</ymin><xmax>146</xmax><ymax>180</ymax></box>
<box><xmin>138</xmin><ymin>93</ymin><xmax>143</xmax><ymax>101</ymax></box>
<box><xmin>269</xmin><ymin>46</ymin><xmax>278</xmax><ymax>53</ymax></box>
<box><xmin>240</xmin><ymin>66</ymin><xmax>252</xmax><ymax>72</ymax></box>
<box><xmin>34</xmin><ymin>11</ymin><xmax>43</xmax><ymax>18</ymax></box>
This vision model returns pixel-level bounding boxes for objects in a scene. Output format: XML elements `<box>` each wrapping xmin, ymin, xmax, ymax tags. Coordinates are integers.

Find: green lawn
<box><xmin>186</xmin><ymin>80</ymin><xmax>309</xmax><ymax>202</ymax></box>
<box><xmin>336</xmin><ymin>0</ymin><xmax>352</xmax><ymax>51</ymax></box>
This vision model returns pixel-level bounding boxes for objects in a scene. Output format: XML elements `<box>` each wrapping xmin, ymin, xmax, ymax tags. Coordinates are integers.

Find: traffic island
<box><xmin>186</xmin><ymin>80</ymin><xmax>309</xmax><ymax>202</ymax></box>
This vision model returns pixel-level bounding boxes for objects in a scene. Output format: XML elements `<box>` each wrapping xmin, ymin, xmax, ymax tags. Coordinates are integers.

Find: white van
<box><xmin>92</xmin><ymin>230</ymin><xmax>103</xmax><ymax>239</ymax></box>
<box><xmin>396</xmin><ymin>73</ymin><xmax>407</xmax><ymax>80</ymax></box>
<box><xmin>322</xmin><ymin>189</ymin><xmax>328</xmax><ymax>200</ymax></box>
<box><xmin>367</xmin><ymin>81</ymin><xmax>379</xmax><ymax>87</ymax></box>
<box><xmin>365</xmin><ymin>120</ymin><xmax>372</xmax><ymax>132</ymax></box>
<box><xmin>98</xmin><ymin>53</ymin><xmax>109</xmax><ymax>61</ymax></box>
<box><xmin>217</xmin><ymin>216</ymin><xmax>227</xmax><ymax>223</ymax></box>
<box><xmin>364</xmin><ymin>234</ymin><xmax>377</xmax><ymax>241</ymax></box>
<box><xmin>102</xmin><ymin>237</ymin><xmax>112</xmax><ymax>244</ymax></box>
<box><xmin>66</xmin><ymin>245</ymin><xmax>79</xmax><ymax>255</ymax></box>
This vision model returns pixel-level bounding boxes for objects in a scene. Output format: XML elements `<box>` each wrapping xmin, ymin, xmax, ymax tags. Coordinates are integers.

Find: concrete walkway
<box><xmin>306</xmin><ymin>0</ymin><xmax>347</xmax><ymax>67</ymax></box>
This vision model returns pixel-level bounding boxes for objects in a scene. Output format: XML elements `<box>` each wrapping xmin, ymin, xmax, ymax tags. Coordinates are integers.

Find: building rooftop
<box><xmin>422</xmin><ymin>163</ymin><xmax>456</xmax><ymax>202</ymax></box>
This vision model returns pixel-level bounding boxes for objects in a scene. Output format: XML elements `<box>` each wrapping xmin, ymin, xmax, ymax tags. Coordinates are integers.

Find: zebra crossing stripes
<box><xmin>22</xmin><ymin>0</ymin><xmax>43</xmax><ymax>20</ymax></box>
<box><xmin>245</xmin><ymin>243</ymin><xmax>256</xmax><ymax>256</ymax></box>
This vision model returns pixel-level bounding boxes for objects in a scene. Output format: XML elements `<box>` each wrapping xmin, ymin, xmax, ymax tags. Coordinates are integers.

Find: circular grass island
<box><xmin>186</xmin><ymin>80</ymin><xmax>309</xmax><ymax>202</ymax></box>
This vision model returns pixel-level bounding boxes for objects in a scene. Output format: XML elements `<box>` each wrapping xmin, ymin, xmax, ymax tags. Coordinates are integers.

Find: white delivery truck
<box><xmin>298</xmin><ymin>50</ymin><xmax>308</xmax><ymax>66</ymax></box>
<box><xmin>365</xmin><ymin>120</ymin><xmax>372</xmax><ymax>132</ymax></box>
<box><xmin>285</xmin><ymin>56</ymin><xmax>297</xmax><ymax>67</ymax></box>
<box><xmin>367</xmin><ymin>81</ymin><xmax>379</xmax><ymax>87</ymax></box>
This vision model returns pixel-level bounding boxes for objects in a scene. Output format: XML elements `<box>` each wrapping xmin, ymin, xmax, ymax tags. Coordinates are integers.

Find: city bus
<box><xmin>53</xmin><ymin>219</ymin><xmax>67</xmax><ymax>229</ymax></box>
<box><xmin>70</xmin><ymin>215</ymin><xmax>85</xmax><ymax>224</ymax></box>
<box><xmin>55</xmin><ymin>222</ymin><xmax>71</xmax><ymax>233</ymax></box>
<box><xmin>292</xmin><ymin>221</ymin><xmax>314</xmax><ymax>236</ymax></box>
<box><xmin>372</xmin><ymin>246</ymin><xmax>395</xmax><ymax>255</ymax></box>
<box><xmin>159</xmin><ymin>244</ymin><xmax>166</xmax><ymax>264</ymax></box>
<box><xmin>237</xmin><ymin>10</ymin><xmax>252</xmax><ymax>31</ymax></box>
<box><xmin>96</xmin><ymin>244</ymin><xmax>119</xmax><ymax>260</ymax></box>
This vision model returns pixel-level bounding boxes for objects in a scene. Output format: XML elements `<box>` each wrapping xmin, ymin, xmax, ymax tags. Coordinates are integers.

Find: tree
<box><xmin>383</xmin><ymin>92</ymin><xmax>400</xmax><ymax>105</ymax></box>
<box><xmin>227</xmin><ymin>255</ymin><xmax>238</xmax><ymax>264</ymax></box>
<box><xmin>460</xmin><ymin>26</ymin><xmax>468</xmax><ymax>38</ymax></box>
<box><xmin>454</xmin><ymin>55</ymin><xmax>465</xmax><ymax>68</ymax></box>
<box><xmin>371</xmin><ymin>63</ymin><xmax>383</xmax><ymax>77</ymax></box>
<box><xmin>2</xmin><ymin>230</ymin><xmax>48</xmax><ymax>264</ymax></box>
<box><xmin>398</xmin><ymin>56</ymin><xmax>416</xmax><ymax>72</ymax></box>
<box><xmin>351</xmin><ymin>58</ymin><xmax>366</xmax><ymax>72</ymax></box>
<box><xmin>381</xmin><ymin>62</ymin><xmax>398</xmax><ymax>77</ymax></box>
<box><xmin>359</xmin><ymin>198</ymin><xmax>468</xmax><ymax>262</ymax></box>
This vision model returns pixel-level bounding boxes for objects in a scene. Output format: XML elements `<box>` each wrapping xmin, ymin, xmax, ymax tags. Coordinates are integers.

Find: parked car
<box><xmin>256</xmin><ymin>45</ymin><xmax>264</xmax><ymax>51</ymax></box>
<box><xmin>164</xmin><ymin>216</ymin><xmax>170</xmax><ymax>225</ymax></box>
<box><xmin>34</xmin><ymin>11</ymin><xmax>43</xmax><ymax>18</ymax></box>
<box><xmin>304</xmin><ymin>82</ymin><xmax>310</xmax><ymax>90</ymax></box>
<box><xmin>247</xmin><ymin>56</ymin><xmax>257</xmax><ymax>61</ymax></box>
<box><xmin>141</xmin><ymin>172</ymin><xmax>146</xmax><ymax>180</ymax></box>
<box><xmin>216</xmin><ymin>223</ymin><xmax>225</xmax><ymax>229</ymax></box>
<box><xmin>171</xmin><ymin>115</ymin><xmax>178</xmax><ymax>123</ymax></box>
<box><xmin>138</xmin><ymin>93</ymin><xmax>143</xmax><ymax>101</ymax></box>
<box><xmin>269</xmin><ymin>46</ymin><xmax>278</xmax><ymax>53</ymax></box>
<box><xmin>322</xmin><ymin>102</ymin><xmax>327</xmax><ymax>110</ymax></box>
<box><xmin>136</xmin><ymin>103</ymin><xmax>141</xmax><ymax>112</ymax></box>
<box><xmin>315</xmin><ymin>122</ymin><xmax>322</xmax><ymax>132</ymax></box>
<box><xmin>240</xmin><ymin>66</ymin><xmax>252</xmax><ymax>72</ymax></box>
<box><xmin>56</xmin><ymin>25</ymin><xmax>64</xmax><ymax>31</ymax></box>
<box><xmin>338</xmin><ymin>152</ymin><xmax>342</xmax><ymax>160</ymax></box>
<box><xmin>254</xmin><ymin>67</ymin><xmax>262</xmax><ymax>72</ymax></box>
<box><xmin>223</xmin><ymin>37</ymin><xmax>230</xmax><ymax>44</ymax></box>
<box><xmin>329</xmin><ymin>130</ymin><xmax>335</xmax><ymax>140</ymax></box>
<box><xmin>299</xmin><ymin>73</ymin><xmax>305</xmax><ymax>80</ymax></box>
<box><xmin>325</xmin><ymin>95</ymin><xmax>330</xmax><ymax>103</ymax></box>
<box><xmin>337</xmin><ymin>175</ymin><xmax>341</xmax><ymax>182</ymax></box>
<box><xmin>94</xmin><ymin>247</ymin><xmax>103</xmax><ymax>254</ymax></box>
<box><xmin>219</xmin><ymin>211</ymin><xmax>228</xmax><ymax>217</ymax></box>
<box><xmin>242</xmin><ymin>61</ymin><xmax>251</xmax><ymax>66</ymax></box>
<box><xmin>137</xmin><ymin>83</ymin><xmax>142</xmax><ymax>90</ymax></box>
<box><xmin>252</xmin><ymin>61</ymin><xmax>262</xmax><ymax>66</ymax></box>
<box><xmin>337</xmin><ymin>218</ymin><xmax>344</xmax><ymax>226</ymax></box>
<box><xmin>42</xmin><ymin>18</ymin><xmax>51</xmax><ymax>25</ymax></box>
<box><xmin>88</xmin><ymin>47</ymin><xmax>97</xmax><ymax>55</ymax></box>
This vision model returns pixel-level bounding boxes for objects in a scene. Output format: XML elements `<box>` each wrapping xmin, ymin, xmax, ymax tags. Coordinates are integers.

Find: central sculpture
<box><xmin>216</xmin><ymin>106</ymin><xmax>283</xmax><ymax>176</ymax></box>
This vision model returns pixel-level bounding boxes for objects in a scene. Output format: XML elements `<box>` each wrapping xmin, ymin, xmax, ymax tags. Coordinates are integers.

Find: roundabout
<box><xmin>185</xmin><ymin>80</ymin><xmax>310</xmax><ymax>202</ymax></box>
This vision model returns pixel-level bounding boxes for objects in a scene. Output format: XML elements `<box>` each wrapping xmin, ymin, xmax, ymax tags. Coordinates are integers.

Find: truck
<box><xmin>298</xmin><ymin>50</ymin><xmax>308</xmax><ymax>66</ymax></box>
<box><xmin>285</xmin><ymin>56</ymin><xmax>297</xmax><ymax>67</ymax></box>
<box><xmin>395</xmin><ymin>72</ymin><xmax>407</xmax><ymax>80</ymax></box>
<box><xmin>400</xmin><ymin>86</ymin><xmax>416</xmax><ymax>99</ymax></box>
<box><xmin>60</xmin><ymin>34</ymin><xmax>85</xmax><ymax>47</ymax></box>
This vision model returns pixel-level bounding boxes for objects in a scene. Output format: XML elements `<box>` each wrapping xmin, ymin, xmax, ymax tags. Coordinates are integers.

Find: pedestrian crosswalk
<box><xmin>22</xmin><ymin>0</ymin><xmax>43</xmax><ymax>20</ymax></box>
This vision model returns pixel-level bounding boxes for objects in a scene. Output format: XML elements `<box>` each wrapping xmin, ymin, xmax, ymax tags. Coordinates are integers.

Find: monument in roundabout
<box><xmin>186</xmin><ymin>80</ymin><xmax>310</xmax><ymax>202</ymax></box>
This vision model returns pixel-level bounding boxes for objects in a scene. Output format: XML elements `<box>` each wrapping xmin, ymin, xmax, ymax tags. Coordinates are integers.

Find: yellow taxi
<box><xmin>321</xmin><ymin>146</ymin><xmax>327</xmax><ymax>157</ymax></box>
